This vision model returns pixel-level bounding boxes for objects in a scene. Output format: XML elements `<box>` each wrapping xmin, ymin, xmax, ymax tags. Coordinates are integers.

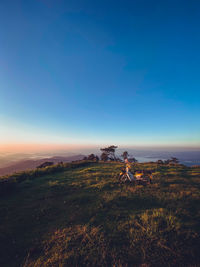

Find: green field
<box><xmin>0</xmin><ymin>162</ymin><xmax>200</xmax><ymax>267</ymax></box>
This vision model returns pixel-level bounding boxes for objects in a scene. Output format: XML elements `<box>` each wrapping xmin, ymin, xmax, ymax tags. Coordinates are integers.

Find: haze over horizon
<box><xmin>0</xmin><ymin>143</ymin><xmax>200</xmax><ymax>155</ymax></box>
<box><xmin>1</xmin><ymin>0</ymin><xmax>200</xmax><ymax>150</ymax></box>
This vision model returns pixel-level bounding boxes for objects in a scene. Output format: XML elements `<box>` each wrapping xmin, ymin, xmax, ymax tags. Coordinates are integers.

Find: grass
<box><xmin>0</xmin><ymin>161</ymin><xmax>200</xmax><ymax>266</ymax></box>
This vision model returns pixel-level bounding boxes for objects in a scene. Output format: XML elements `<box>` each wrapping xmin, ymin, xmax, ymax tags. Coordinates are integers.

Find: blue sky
<box><xmin>0</xmin><ymin>0</ymin><xmax>200</xmax><ymax>148</ymax></box>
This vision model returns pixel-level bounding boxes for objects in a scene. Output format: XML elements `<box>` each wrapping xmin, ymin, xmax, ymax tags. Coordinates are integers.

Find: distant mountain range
<box><xmin>0</xmin><ymin>154</ymin><xmax>85</xmax><ymax>177</ymax></box>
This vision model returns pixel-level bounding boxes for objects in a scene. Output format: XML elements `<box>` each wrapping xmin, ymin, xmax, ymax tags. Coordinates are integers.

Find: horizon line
<box><xmin>0</xmin><ymin>142</ymin><xmax>200</xmax><ymax>152</ymax></box>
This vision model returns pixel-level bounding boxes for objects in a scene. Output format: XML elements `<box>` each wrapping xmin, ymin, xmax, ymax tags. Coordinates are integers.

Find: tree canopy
<box><xmin>121</xmin><ymin>151</ymin><xmax>129</xmax><ymax>160</ymax></box>
<box><xmin>100</xmin><ymin>145</ymin><xmax>118</xmax><ymax>161</ymax></box>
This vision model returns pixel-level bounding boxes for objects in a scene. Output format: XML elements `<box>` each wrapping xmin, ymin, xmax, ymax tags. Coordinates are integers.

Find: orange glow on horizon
<box><xmin>0</xmin><ymin>143</ymin><xmax>98</xmax><ymax>153</ymax></box>
<box><xmin>0</xmin><ymin>142</ymin><xmax>199</xmax><ymax>153</ymax></box>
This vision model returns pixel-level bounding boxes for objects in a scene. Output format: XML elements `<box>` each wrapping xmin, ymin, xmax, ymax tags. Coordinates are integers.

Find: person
<box><xmin>124</xmin><ymin>158</ymin><xmax>136</xmax><ymax>181</ymax></box>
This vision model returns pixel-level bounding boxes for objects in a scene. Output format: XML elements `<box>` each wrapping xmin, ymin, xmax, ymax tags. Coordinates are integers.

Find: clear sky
<box><xmin>1</xmin><ymin>0</ymin><xmax>200</xmax><ymax>150</ymax></box>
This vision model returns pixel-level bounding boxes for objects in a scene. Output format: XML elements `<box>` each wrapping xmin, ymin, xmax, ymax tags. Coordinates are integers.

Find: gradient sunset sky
<box><xmin>1</xmin><ymin>0</ymin><xmax>200</xmax><ymax>150</ymax></box>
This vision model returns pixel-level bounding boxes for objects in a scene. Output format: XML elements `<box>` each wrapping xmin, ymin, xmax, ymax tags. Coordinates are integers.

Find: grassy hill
<box><xmin>0</xmin><ymin>161</ymin><xmax>200</xmax><ymax>267</ymax></box>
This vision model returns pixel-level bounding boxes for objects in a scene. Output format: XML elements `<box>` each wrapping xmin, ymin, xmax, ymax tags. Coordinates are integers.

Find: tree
<box><xmin>95</xmin><ymin>155</ymin><xmax>99</xmax><ymax>162</ymax></box>
<box><xmin>164</xmin><ymin>157</ymin><xmax>179</xmax><ymax>165</ymax></box>
<box><xmin>100</xmin><ymin>145</ymin><xmax>118</xmax><ymax>160</ymax></box>
<box><xmin>121</xmin><ymin>151</ymin><xmax>129</xmax><ymax>160</ymax></box>
<box><xmin>157</xmin><ymin>160</ymin><xmax>164</xmax><ymax>164</ymax></box>
<box><xmin>170</xmin><ymin>157</ymin><xmax>179</xmax><ymax>164</ymax></box>
<box><xmin>85</xmin><ymin>154</ymin><xmax>99</xmax><ymax>162</ymax></box>
<box><xmin>87</xmin><ymin>154</ymin><xmax>96</xmax><ymax>161</ymax></box>
<box><xmin>100</xmin><ymin>152</ymin><xmax>109</xmax><ymax>161</ymax></box>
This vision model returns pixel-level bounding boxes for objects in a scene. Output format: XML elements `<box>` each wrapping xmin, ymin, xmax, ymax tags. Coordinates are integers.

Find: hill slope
<box><xmin>0</xmin><ymin>154</ymin><xmax>85</xmax><ymax>176</ymax></box>
<box><xmin>0</xmin><ymin>162</ymin><xmax>200</xmax><ymax>267</ymax></box>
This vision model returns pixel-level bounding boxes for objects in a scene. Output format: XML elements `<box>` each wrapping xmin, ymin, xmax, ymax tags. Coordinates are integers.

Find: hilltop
<box><xmin>0</xmin><ymin>161</ymin><xmax>200</xmax><ymax>267</ymax></box>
